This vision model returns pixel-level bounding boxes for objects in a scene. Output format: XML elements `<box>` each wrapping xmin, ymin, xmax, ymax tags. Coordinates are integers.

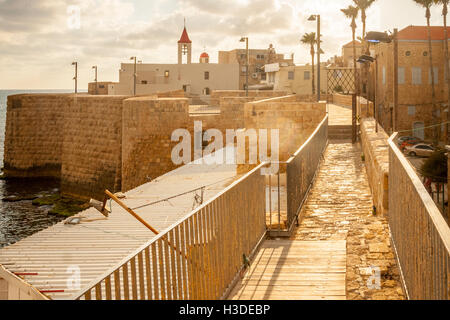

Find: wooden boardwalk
<box><xmin>229</xmin><ymin>240</ymin><xmax>346</xmax><ymax>300</ymax></box>
<box><xmin>0</xmin><ymin>148</ymin><xmax>238</xmax><ymax>300</ymax></box>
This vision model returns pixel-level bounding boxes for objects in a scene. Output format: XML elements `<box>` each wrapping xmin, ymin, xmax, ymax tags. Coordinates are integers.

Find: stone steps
<box><xmin>329</xmin><ymin>125</ymin><xmax>352</xmax><ymax>140</ymax></box>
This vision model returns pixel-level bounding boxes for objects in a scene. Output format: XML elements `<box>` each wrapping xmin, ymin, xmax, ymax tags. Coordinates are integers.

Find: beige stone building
<box><xmin>263</xmin><ymin>63</ymin><xmax>327</xmax><ymax>95</ymax></box>
<box><xmin>108</xmin><ymin>26</ymin><xmax>239</xmax><ymax>102</ymax></box>
<box><xmin>342</xmin><ymin>40</ymin><xmax>364</xmax><ymax>68</ymax></box>
<box><xmin>219</xmin><ymin>45</ymin><xmax>294</xmax><ymax>90</ymax></box>
<box><xmin>373</xmin><ymin>25</ymin><xmax>450</xmax><ymax>140</ymax></box>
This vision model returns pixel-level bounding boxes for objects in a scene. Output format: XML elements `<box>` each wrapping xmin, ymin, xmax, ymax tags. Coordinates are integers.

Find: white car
<box><xmin>405</xmin><ymin>144</ymin><xmax>435</xmax><ymax>157</ymax></box>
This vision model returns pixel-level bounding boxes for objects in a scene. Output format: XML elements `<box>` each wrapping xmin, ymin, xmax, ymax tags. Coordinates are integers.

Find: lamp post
<box><xmin>130</xmin><ymin>56</ymin><xmax>137</xmax><ymax>96</ymax></box>
<box><xmin>308</xmin><ymin>14</ymin><xmax>321</xmax><ymax>102</ymax></box>
<box><xmin>357</xmin><ymin>54</ymin><xmax>378</xmax><ymax>133</ymax></box>
<box><xmin>92</xmin><ymin>65</ymin><xmax>98</xmax><ymax>95</ymax></box>
<box><xmin>72</xmin><ymin>61</ymin><xmax>78</xmax><ymax>94</ymax></box>
<box><xmin>240</xmin><ymin>37</ymin><xmax>249</xmax><ymax>97</ymax></box>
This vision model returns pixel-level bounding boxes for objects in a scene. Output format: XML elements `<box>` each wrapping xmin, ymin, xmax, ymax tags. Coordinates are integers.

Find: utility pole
<box><xmin>240</xmin><ymin>37</ymin><xmax>249</xmax><ymax>97</ymax></box>
<box><xmin>393</xmin><ymin>28</ymin><xmax>399</xmax><ymax>132</ymax></box>
<box><xmin>317</xmin><ymin>15</ymin><xmax>321</xmax><ymax>102</ymax></box>
<box><xmin>130</xmin><ymin>56</ymin><xmax>137</xmax><ymax>96</ymax></box>
<box><xmin>375</xmin><ymin>55</ymin><xmax>379</xmax><ymax>133</ymax></box>
<box><xmin>92</xmin><ymin>66</ymin><xmax>98</xmax><ymax>95</ymax></box>
<box><xmin>72</xmin><ymin>62</ymin><xmax>78</xmax><ymax>94</ymax></box>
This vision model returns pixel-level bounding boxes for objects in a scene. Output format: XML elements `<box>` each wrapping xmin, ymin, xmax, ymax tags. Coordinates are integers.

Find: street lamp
<box><xmin>71</xmin><ymin>62</ymin><xmax>78</xmax><ymax>94</ymax></box>
<box><xmin>240</xmin><ymin>37</ymin><xmax>249</xmax><ymax>97</ymax></box>
<box><xmin>92</xmin><ymin>65</ymin><xmax>98</xmax><ymax>95</ymax></box>
<box><xmin>130</xmin><ymin>56</ymin><xmax>137</xmax><ymax>96</ymax></box>
<box><xmin>308</xmin><ymin>14</ymin><xmax>321</xmax><ymax>102</ymax></box>
<box><xmin>357</xmin><ymin>54</ymin><xmax>378</xmax><ymax>133</ymax></box>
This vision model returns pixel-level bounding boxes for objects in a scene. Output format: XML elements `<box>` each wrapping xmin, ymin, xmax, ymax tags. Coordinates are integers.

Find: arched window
<box><xmin>204</xmin><ymin>88</ymin><xmax>210</xmax><ymax>95</ymax></box>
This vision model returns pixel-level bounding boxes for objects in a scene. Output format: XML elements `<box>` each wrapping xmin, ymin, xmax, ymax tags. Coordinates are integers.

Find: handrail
<box><xmin>0</xmin><ymin>264</ymin><xmax>49</xmax><ymax>300</ymax></box>
<box><xmin>387</xmin><ymin>132</ymin><xmax>450</xmax><ymax>300</ymax></box>
<box><xmin>267</xmin><ymin>115</ymin><xmax>329</xmax><ymax>235</ymax></box>
<box><xmin>71</xmin><ymin>162</ymin><xmax>268</xmax><ymax>300</ymax></box>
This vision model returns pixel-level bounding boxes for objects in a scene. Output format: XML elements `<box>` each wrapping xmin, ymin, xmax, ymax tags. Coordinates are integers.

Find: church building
<box><xmin>109</xmin><ymin>25</ymin><xmax>239</xmax><ymax>102</ymax></box>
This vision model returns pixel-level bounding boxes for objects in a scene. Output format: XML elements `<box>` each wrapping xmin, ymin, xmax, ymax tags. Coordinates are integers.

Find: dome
<box><xmin>200</xmin><ymin>52</ymin><xmax>209</xmax><ymax>58</ymax></box>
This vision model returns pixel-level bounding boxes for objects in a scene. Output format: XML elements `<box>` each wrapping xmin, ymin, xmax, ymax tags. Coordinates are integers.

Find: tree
<box><xmin>419</xmin><ymin>149</ymin><xmax>448</xmax><ymax>183</ymax></box>
<box><xmin>341</xmin><ymin>5</ymin><xmax>360</xmax><ymax>95</ymax></box>
<box><xmin>301</xmin><ymin>32</ymin><xmax>317</xmax><ymax>95</ymax></box>
<box><xmin>353</xmin><ymin>0</ymin><xmax>376</xmax><ymax>97</ymax></box>
<box><xmin>414</xmin><ymin>0</ymin><xmax>439</xmax><ymax>144</ymax></box>
<box><xmin>434</xmin><ymin>0</ymin><xmax>450</xmax><ymax>144</ymax></box>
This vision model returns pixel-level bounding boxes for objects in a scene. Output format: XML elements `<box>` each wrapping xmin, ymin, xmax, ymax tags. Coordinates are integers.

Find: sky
<box><xmin>0</xmin><ymin>0</ymin><xmax>448</xmax><ymax>90</ymax></box>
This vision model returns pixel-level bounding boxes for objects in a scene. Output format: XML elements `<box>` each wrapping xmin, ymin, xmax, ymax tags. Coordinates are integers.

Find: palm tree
<box><xmin>353</xmin><ymin>0</ymin><xmax>376</xmax><ymax>99</ymax></box>
<box><xmin>353</xmin><ymin>0</ymin><xmax>376</xmax><ymax>45</ymax></box>
<box><xmin>434</xmin><ymin>0</ymin><xmax>450</xmax><ymax>143</ymax></box>
<box><xmin>414</xmin><ymin>0</ymin><xmax>438</xmax><ymax>144</ymax></box>
<box><xmin>341</xmin><ymin>5</ymin><xmax>360</xmax><ymax>95</ymax></box>
<box><xmin>301</xmin><ymin>32</ymin><xmax>317</xmax><ymax>95</ymax></box>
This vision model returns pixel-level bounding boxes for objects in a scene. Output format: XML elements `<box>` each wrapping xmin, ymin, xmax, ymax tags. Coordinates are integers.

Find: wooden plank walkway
<box><xmin>229</xmin><ymin>240</ymin><xmax>346</xmax><ymax>300</ymax></box>
<box><xmin>0</xmin><ymin>147</ymin><xmax>238</xmax><ymax>300</ymax></box>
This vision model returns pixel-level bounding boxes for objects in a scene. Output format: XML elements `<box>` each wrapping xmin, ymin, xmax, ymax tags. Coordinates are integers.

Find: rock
<box><xmin>3</xmin><ymin>195</ymin><xmax>39</xmax><ymax>202</ymax></box>
<box><xmin>369</xmin><ymin>243</ymin><xmax>390</xmax><ymax>253</ymax></box>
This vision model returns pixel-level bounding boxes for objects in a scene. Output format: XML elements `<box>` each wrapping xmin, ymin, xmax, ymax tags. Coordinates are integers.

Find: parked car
<box><xmin>405</xmin><ymin>144</ymin><xmax>435</xmax><ymax>157</ymax></box>
<box><xmin>399</xmin><ymin>138</ymin><xmax>424</xmax><ymax>152</ymax></box>
<box><xmin>397</xmin><ymin>136</ymin><xmax>419</xmax><ymax>146</ymax></box>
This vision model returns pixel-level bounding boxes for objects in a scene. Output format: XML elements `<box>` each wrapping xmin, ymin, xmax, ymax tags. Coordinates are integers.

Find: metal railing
<box><xmin>71</xmin><ymin>163</ymin><xmax>266</xmax><ymax>300</ymax></box>
<box><xmin>266</xmin><ymin>116</ymin><xmax>329</xmax><ymax>236</ymax></box>
<box><xmin>388</xmin><ymin>133</ymin><xmax>450</xmax><ymax>300</ymax></box>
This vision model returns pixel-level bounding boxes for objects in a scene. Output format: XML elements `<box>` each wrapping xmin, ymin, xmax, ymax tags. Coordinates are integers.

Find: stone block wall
<box><xmin>121</xmin><ymin>97</ymin><xmax>190</xmax><ymax>192</ymax></box>
<box><xmin>61</xmin><ymin>96</ymin><xmax>127</xmax><ymax>200</ymax></box>
<box><xmin>360</xmin><ymin>118</ymin><xmax>390</xmax><ymax>215</ymax></box>
<box><xmin>332</xmin><ymin>93</ymin><xmax>353</xmax><ymax>107</ymax></box>
<box><xmin>244</xmin><ymin>96</ymin><xmax>326</xmax><ymax>162</ymax></box>
<box><xmin>210</xmin><ymin>90</ymin><xmax>288</xmax><ymax>107</ymax></box>
<box><xmin>4</xmin><ymin>94</ymin><xmax>67</xmax><ymax>178</ymax></box>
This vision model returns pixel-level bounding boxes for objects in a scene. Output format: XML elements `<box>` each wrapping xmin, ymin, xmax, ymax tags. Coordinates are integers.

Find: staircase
<box><xmin>328</xmin><ymin>125</ymin><xmax>353</xmax><ymax>140</ymax></box>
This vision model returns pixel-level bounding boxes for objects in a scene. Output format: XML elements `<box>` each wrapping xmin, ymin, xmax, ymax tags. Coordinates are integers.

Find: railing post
<box><xmin>352</xmin><ymin>93</ymin><xmax>357</xmax><ymax>144</ymax></box>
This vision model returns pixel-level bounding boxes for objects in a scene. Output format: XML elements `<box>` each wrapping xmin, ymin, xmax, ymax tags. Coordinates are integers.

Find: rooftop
<box><xmin>398</xmin><ymin>25</ymin><xmax>450</xmax><ymax>41</ymax></box>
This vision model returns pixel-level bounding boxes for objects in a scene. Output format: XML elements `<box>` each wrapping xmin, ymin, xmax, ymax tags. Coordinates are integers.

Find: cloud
<box><xmin>0</xmin><ymin>0</ymin><xmax>445</xmax><ymax>89</ymax></box>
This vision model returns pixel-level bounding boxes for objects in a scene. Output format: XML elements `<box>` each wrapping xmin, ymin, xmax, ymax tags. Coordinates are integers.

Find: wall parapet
<box><xmin>360</xmin><ymin>119</ymin><xmax>389</xmax><ymax>215</ymax></box>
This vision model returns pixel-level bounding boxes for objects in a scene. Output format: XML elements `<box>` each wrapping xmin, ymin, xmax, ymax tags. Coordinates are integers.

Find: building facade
<box><xmin>218</xmin><ymin>45</ymin><xmax>294</xmax><ymax>90</ymax></box>
<box><xmin>264</xmin><ymin>64</ymin><xmax>327</xmax><ymax>95</ymax></box>
<box><xmin>109</xmin><ymin>26</ymin><xmax>239</xmax><ymax>100</ymax></box>
<box><xmin>374</xmin><ymin>26</ymin><xmax>450</xmax><ymax>140</ymax></box>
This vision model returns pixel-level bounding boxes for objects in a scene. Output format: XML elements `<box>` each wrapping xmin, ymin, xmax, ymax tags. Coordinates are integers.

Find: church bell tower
<box><xmin>178</xmin><ymin>20</ymin><xmax>192</xmax><ymax>64</ymax></box>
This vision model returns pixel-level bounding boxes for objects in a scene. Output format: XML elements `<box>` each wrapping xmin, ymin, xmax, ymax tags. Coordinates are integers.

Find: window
<box><xmin>412</xmin><ymin>67</ymin><xmax>422</xmax><ymax>85</ymax></box>
<box><xmin>423</xmin><ymin>51</ymin><xmax>428</xmax><ymax>57</ymax></box>
<box><xmin>204</xmin><ymin>88</ymin><xmax>210</xmax><ymax>95</ymax></box>
<box><xmin>141</xmin><ymin>80</ymin><xmax>148</xmax><ymax>84</ymax></box>
<box><xmin>288</xmin><ymin>71</ymin><xmax>294</xmax><ymax>80</ymax></box>
<box><xmin>240</xmin><ymin>54</ymin><xmax>246</xmax><ymax>60</ymax></box>
<box><xmin>241</xmin><ymin>66</ymin><xmax>247</xmax><ymax>73</ymax></box>
<box><xmin>261</xmin><ymin>73</ymin><xmax>267</xmax><ymax>81</ymax></box>
<box><xmin>398</xmin><ymin>67</ymin><xmax>405</xmax><ymax>84</ymax></box>
<box><xmin>405</xmin><ymin>51</ymin><xmax>411</xmax><ymax>56</ymax></box>
<box><xmin>304</xmin><ymin>71</ymin><xmax>311</xmax><ymax>80</ymax></box>
<box><xmin>204</xmin><ymin>71</ymin><xmax>209</xmax><ymax>80</ymax></box>
<box><xmin>164</xmin><ymin>70</ymin><xmax>170</xmax><ymax>77</ymax></box>
<box><xmin>428</xmin><ymin>67</ymin><xmax>439</xmax><ymax>84</ymax></box>
<box><xmin>408</xmin><ymin>106</ymin><xmax>416</xmax><ymax>116</ymax></box>
<box><xmin>382</xmin><ymin>66</ymin><xmax>386</xmax><ymax>85</ymax></box>
<box><xmin>99</xmin><ymin>85</ymin><xmax>105</xmax><ymax>89</ymax></box>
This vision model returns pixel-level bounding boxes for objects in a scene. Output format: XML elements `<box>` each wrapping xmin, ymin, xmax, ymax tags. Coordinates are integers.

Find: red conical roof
<box><xmin>178</xmin><ymin>27</ymin><xmax>192</xmax><ymax>44</ymax></box>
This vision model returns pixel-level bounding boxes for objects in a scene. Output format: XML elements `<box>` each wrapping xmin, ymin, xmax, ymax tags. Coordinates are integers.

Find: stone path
<box><xmin>290</xmin><ymin>142</ymin><xmax>406</xmax><ymax>300</ymax></box>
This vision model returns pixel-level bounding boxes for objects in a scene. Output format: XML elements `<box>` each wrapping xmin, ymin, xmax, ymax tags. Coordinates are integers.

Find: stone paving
<box><xmin>290</xmin><ymin>142</ymin><xmax>406</xmax><ymax>300</ymax></box>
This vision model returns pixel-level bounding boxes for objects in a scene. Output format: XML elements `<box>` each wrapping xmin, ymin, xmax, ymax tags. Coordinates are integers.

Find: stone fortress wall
<box><xmin>4</xmin><ymin>90</ymin><xmax>325</xmax><ymax>199</ymax></box>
